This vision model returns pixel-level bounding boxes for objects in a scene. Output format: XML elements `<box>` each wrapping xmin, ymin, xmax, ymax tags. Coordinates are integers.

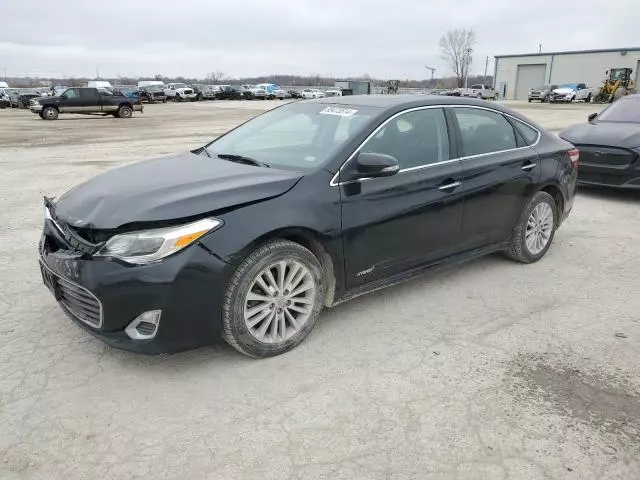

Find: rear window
<box><xmin>597</xmin><ymin>98</ymin><xmax>640</xmax><ymax>123</ymax></box>
<box><xmin>514</xmin><ymin>120</ymin><xmax>540</xmax><ymax>145</ymax></box>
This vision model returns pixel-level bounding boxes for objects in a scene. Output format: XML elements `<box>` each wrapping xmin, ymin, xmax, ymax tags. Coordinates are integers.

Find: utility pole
<box><xmin>539</xmin><ymin>44</ymin><xmax>542</xmax><ymax>53</ymax></box>
<box><xmin>483</xmin><ymin>56</ymin><xmax>489</xmax><ymax>85</ymax></box>
<box><xmin>464</xmin><ymin>48</ymin><xmax>472</xmax><ymax>88</ymax></box>
<box><xmin>424</xmin><ymin>66</ymin><xmax>436</xmax><ymax>87</ymax></box>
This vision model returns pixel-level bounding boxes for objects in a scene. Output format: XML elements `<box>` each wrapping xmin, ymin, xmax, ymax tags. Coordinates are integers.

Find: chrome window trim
<box><xmin>329</xmin><ymin>104</ymin><xmax>542</xmax><ymax>187</ymax></box>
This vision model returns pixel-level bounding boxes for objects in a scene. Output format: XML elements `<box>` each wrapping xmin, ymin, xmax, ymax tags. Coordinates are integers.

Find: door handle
<box><xmin>438</xmin><ymin>181</ymin><xmax>461</xmax><ymax>191</ymax></box>
<box><xmin>521</xmin><ymin>162</ymin><xmax>537</xmax><ymax>171</ymax></box>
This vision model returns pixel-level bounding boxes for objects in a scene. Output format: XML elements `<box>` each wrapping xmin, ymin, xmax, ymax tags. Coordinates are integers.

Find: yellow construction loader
<box><xmin>594</xmin><ymin>68</ymin><xmax>636</xmax><ymax>103</ymax></box>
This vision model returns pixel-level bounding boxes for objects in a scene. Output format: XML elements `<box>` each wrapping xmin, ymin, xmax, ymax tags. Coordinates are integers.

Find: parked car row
<box><xmin>529</xmin><ymin>83</ymin><xmax>597</xmax><ymax>103</ymax></box>
<box><xmin>0</xmin><ymin>87</ymin><xmax>45</xmax><ymax>108</ymax></box>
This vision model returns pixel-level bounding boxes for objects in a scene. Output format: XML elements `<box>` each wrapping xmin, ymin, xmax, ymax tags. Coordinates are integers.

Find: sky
<box><xmin>2</xmin><ymin>0</ymin><xmax>640</xmax><ymax>80</ymax></box>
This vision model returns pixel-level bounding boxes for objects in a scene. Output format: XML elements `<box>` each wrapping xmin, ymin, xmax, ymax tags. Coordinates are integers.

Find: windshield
<box><xmin>173</xmin><ymin>83</ymin><xmax>187</xmax><ymax>89</ymax></box>
<box><xmin>144</xmin><ymin>85</ymin><xmax>163</xmax><ymax>91</ymax></box>
<box><xmin>205</xmin><ymin>102</ymin><xmax>379</xmax><ymax>171</ymax></box>
<box><xmin>558</xmin><ymin>83</ymin><xmax>577</xmax><ymax>89</ymax></box>
<box><xmin>597</xmin><ymin>97</ymin><xmax>640</xmax><ymax>123</ymax></box>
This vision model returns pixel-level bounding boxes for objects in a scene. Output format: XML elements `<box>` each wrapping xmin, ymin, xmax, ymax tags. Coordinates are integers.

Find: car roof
<box><xmin>308</xmin><ymin>94</ymin><xmax>504</xmax><ymax>110</ymax></box>
<box><xmin>304</xmin><ymin>94</ymin><xmax>545</xmax><ymax>129</ymax></box>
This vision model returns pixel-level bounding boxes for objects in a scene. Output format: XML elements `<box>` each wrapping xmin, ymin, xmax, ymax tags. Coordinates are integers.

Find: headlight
<box><xmin>96</xmin><ymin>218</ymin><xmax>222</xmax><ymax>264</ymax></box>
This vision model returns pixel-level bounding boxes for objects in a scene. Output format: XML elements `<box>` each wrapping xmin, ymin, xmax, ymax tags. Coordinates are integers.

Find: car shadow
<box><xmin>102</xmin><ymin>255</ymin><xmax>504</xmax><ymax>370</ymax></box>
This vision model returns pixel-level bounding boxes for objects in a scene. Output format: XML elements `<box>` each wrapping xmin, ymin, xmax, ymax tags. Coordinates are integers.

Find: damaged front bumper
<box><xmin>39</xmin><ymin>209</ymin><xmax>233</xmax><ymax>354</ymax></box>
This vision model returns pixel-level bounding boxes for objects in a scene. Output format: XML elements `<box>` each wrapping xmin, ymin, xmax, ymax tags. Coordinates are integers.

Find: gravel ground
<box><xmin>1</xmin><ymin>99</ymin><xmax>639</xmax><ymax>480</ymax></box>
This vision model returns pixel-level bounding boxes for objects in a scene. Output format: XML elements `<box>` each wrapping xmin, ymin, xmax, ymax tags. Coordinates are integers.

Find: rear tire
<box><xmin>505</xmin><ymin>191</ymin><xmax>557</xmax><ymax>264</ymax></box>
<box><xmin>614</xmin><ymin>87</ymin><xmax>627</xmax><ymax>101</ymax></box>
<box><xmin>222</xmin><ymin>240</ymin><xmax>325</xmax><ymax>358</ymax></box>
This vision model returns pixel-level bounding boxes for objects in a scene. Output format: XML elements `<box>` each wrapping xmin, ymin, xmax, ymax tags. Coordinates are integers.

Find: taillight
<box><xmin>568</xmin><ymin>148</ymin><xmax>579</xmax><ymax>169</ymax></box>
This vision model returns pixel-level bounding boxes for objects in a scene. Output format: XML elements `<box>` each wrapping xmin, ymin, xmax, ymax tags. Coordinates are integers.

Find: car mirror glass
<box><xmin>588</xmin><ymin>113</ymin><xmax>598</xmax><ymax>122</ymax></box>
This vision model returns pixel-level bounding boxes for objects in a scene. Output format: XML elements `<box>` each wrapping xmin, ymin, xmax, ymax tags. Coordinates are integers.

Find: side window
<box><xmin>361</xmin><ymin>108</ymin><xmax>450</xmax><ymax>169</ymax></box>
<box><xmin>513</xmin><ymin>120</ymin><xmax>539</xmax><ymax>145</ymax></box>
<box><xmin>80</xmin><ymin>89</ymin><xmax>98</xmax><ymax>99</ymax></box>
<box><xmin>64</xmin><ymin>89</ymin><xmax>80</xmax><ymax>99</ymax></box>
<box><xmin>453</xmin><ymin>108</ymin><xmax>517</xmax><ymax>157</ymax></box>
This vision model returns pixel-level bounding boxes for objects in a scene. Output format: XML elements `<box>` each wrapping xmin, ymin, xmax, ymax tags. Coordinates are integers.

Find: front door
<box><xmin>449</xmin><ymin>106</ymin><xmax>541</xmax><ymax>250</ymax></box>
<box><xmin>340</xmin><ymin>107</ymin><xmax>464</xmax><ymax>287</ymax></box>
<box><xmin>58</xmin><ymin>88</ymin><xmax>84</xmax><ymax>113</ymax></box>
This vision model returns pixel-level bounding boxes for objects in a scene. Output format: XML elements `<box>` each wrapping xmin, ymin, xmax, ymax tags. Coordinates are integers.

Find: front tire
<box><xmin>505</xmin><ymin>191</ymin><xmax>557</xmax><ymax>263</ymax></box>
<box><xmin>41</xmin><ymin>106</ymin><xmax>58</xmax><ymax>120</ymax></box>
<box><xmin>222</xmin><ymin>240</ymin><xmax>325</xmax><ymax>358</ymax></box>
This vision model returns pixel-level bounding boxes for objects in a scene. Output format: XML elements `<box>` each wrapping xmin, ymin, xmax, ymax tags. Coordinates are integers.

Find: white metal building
<box><xmin>493</xmin><ymin>47</ymin><xmax>640</xmax><ymax>100</ymax></box>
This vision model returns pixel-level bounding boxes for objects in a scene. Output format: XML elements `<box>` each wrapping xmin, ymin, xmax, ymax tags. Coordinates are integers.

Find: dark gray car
<box><xmin>528</xmin><ymin>84</ymin><xmax>558</xmax><ymax>103</ymax></box>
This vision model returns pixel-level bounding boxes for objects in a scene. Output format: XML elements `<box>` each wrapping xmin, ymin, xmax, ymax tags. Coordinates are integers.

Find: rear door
<box><xmin>449</xmin><ymin>106</ymin><xmax>541</xmax><ymax>250</ymax></box>
<box><xmin>79</xmin><ymin>88</ymin><xmax>101</xmax><ymax>111</ymax></box>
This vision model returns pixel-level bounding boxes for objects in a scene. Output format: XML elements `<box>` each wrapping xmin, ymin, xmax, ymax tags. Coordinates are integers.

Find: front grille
<box><xmin>41</xmin><ymin>262</ymin><xmax>103</xmax><ymax>328</ymax></box>
<box><xmin>575</xmin><ymin>145</ymin><xmax>637</xmax><ymax>167</ymax></box>
<box><xmin>58</xmin><ymin>276</ymin><xmax>102</xmax><ymax>328</ymax></box>
<box><xmin>183</xmin><ymin>89</ymin><xmax>193</xmax><ymax>95</ymax></box>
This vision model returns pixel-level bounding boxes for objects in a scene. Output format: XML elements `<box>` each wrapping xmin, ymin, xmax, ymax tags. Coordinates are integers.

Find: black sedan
<box><xmin>39</xmin><ymin>96</ymin><xmax>577</xmax><ymax>357</ymax></box>
<box><xmin>560</xmin><ymin>94</ymin><xmax>640</xmax><ymax>189</ymax></box>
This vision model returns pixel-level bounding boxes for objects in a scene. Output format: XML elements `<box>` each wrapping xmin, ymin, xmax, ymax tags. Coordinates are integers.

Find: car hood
<box><xmin>553</xmin><ymin>87</ymin><xmax>576</xmax><ymax>94</ymax></box>
<box><xmin>559</xmin><ymin>122</ymin><xmax>640</xmax><ymax>149</ymax></box>
<box><xmin>53</xmin><ymin>152</ymin><xmax>303</xmax><ymax>229</ymax></box>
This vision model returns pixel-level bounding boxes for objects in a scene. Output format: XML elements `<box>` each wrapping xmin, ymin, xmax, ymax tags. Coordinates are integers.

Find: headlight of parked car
<box><xmin>96</xmin><ymin>218</ymin><xmax>222</xmax><ymax>264</ymax></box>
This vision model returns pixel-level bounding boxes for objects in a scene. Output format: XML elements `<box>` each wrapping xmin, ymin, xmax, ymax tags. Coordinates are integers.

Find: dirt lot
<box><xmin>1</xmin><ymin>100</ymin><xmax>639</xmax><ymax>480</ymax></box>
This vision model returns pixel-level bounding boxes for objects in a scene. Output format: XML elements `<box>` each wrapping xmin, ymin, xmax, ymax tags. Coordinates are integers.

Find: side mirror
<box><xmin>347</xmin><ymin>152</ymin><xmax>400</xmax><ymax>180</ymax></box>
<box><xmin>60</xmin><ymin>94</ymin><xmax>67</xmax><ymax>99</ymax></box>
<box><xmin>588</xmin><ymin>113</ymin><xmax>598</xmax><ymax>122</ymax></box>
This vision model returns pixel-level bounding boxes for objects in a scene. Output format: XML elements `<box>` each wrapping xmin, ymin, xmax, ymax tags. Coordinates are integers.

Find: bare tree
<box><xmin>206</xmin><ymin>71</ymin><xmax>226</xmax><ymax>84</ymax></box>
<box><xmin>439</xmin><ymin>29</ymin><xmax>476</xmax><ymax>88</ymax></box>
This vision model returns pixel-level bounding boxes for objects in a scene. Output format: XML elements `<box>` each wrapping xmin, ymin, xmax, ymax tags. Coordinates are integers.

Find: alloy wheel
<box><xmin>243</xmin><ymin>260</ymin><xmax>316</xmax><ymax>344</ymax></box>
<box><xmin>525</xmin><ymin>202</ymin><xmax>554</xmax><ymax>255</ymax></box>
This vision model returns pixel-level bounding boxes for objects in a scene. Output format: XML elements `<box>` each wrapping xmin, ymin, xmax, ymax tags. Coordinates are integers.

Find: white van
<box><xmin>138</xmin><ymin>80</ymin><xmax>165</xmax><ymax>89</ymax></box>
<box><xmin>87</xmin><ymin>80</ymin><xmax>113</xmax><ymax>90</ymax></box>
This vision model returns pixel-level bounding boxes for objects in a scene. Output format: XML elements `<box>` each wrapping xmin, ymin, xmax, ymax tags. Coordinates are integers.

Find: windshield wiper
<box><xmin>216</xmin><ymin>154</ymin><xmax>271</xmax><ymax>168</ymax></box>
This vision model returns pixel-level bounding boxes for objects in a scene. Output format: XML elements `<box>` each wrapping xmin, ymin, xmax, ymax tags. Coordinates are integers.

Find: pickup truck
<box><xmin>29</xmin><ymin>87</ymin><xmax>143</xmax><ymax>120</ymax></box>
<box><xmin>460</xmin><ymin>84</ymin><xmax>499</xmax><ymax>100</ymax></box>
<box><xmin>164</xmin><ymin>83</ymin><xmax>197</xmax><ymax>102</ymax></box>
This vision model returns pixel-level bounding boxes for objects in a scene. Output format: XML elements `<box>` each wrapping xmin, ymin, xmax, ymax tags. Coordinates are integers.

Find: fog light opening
<box><xmin>125</xmin><ymin>310</ymin><xmax>162</xmax><ymax>340</ymax></box>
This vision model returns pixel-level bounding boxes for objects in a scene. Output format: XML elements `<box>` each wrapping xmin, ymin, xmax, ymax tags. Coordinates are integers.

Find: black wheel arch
<box><xmin>214</xmin><ymin>226</ymin><xmax>340</xmax><ymax>307</ymax></box>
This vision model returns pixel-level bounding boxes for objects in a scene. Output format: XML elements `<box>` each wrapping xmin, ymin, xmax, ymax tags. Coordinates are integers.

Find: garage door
<box><xmin>515</xmin><ymin>64</ymin><xmax>547</xmax><ymax>100</ymax></box>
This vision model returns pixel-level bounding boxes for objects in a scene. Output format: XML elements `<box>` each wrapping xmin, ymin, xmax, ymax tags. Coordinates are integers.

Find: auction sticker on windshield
<box><xmin>319</xmin><ymin>107</ymin><xmax>358</xmax><ymax>117</ymax></box>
